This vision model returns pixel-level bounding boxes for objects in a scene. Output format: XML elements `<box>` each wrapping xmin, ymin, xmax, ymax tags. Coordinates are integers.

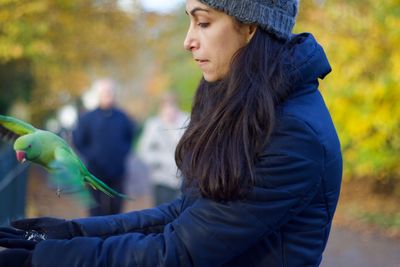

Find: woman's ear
<box><xmin>247</xmin><ymin>24</ymin><xmax>257</xmax><ymax>43</ymax></box>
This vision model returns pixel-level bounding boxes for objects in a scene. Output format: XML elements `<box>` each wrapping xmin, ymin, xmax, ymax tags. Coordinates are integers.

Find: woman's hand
<box><xmin>11</xmin><ymin>217</ymin><xmax>83</xmax><ymax>239</ymax></box>
<box><xmin>0</xmin><ymin>216</ymin><xmax>83</xmax><ymax>251</ymax></box>
<box><xmin>0</xmin><ymin>227</ymin><xmax>39</xmax><ymax>250</ymax></box>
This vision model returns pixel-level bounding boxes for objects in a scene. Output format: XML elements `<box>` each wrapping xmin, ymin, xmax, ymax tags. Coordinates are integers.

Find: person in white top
<box><xmin>137</xmin><ymin>92</ymin><xmax>189</xmax><ymax>206</ymax></box>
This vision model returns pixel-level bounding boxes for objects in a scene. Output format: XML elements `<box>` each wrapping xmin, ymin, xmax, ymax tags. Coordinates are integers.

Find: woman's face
<box><xmin>184</xmin><ymin>0</ymin><xmax>255</xmax><ymax>82</ymax></box>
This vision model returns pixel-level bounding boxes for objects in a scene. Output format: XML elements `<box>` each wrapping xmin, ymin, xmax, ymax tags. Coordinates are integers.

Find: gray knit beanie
<box><xmin>199</xmin><ymin>0</ymin><xmax>299</xmax><ymax>40</ymax></box>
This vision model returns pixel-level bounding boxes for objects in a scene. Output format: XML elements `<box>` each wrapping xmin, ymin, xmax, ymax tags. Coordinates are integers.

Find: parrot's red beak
<box><xmin>16</xmin><ymin>150</ymin><xmax>26</xmax><ymax>163</ymax></box>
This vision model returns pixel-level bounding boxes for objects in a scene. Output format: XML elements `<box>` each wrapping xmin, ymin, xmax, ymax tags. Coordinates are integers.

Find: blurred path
<box><xmin>321</xmin><ymin>225</ymin><xmax>400</xmax><ymax>267</ymax></box>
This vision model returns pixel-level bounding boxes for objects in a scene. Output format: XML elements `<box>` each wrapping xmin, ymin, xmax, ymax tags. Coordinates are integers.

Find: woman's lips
<box><xmin>196</xmin><ymin>59</ymin><xmax>209</xmax><ymax>67</ymax></box>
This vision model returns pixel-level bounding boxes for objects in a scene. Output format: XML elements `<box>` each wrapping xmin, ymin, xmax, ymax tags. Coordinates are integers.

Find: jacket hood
<box><xmin>284</xmin><ymin>33</ymin><xmax>332</xmax><ymax>90</ymax></box>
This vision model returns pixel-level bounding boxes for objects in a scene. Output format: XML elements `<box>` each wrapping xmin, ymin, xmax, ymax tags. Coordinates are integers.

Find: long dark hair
<box><xmin>176</xmin><ymin>28</ymin><xmax>293</xmax><ymax>201</ymax></box>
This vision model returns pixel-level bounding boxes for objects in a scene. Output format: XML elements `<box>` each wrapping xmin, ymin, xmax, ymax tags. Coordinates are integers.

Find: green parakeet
<box><xmin>0</xmin><ymin>114</ymin><xmax>129</xmax><ymax>203</ymax></box>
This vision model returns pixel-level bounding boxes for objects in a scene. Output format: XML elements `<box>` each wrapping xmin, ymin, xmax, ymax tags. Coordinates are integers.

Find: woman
<box><xmin>0</xmin><ymin>0</ymin><xmax>342</xmax><ymax>266</ymax></box>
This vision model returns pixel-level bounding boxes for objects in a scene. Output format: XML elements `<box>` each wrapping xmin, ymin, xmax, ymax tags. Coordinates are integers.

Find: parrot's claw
<box><xmin>56</xmin><ymin>188</ymin><xmax>62</xmax><ymax>198</ymax></box>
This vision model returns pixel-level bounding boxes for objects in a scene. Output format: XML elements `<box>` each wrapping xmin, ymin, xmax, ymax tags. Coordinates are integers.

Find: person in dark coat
<box><xmin>0</xmin><ymin>0</ymin><xmax>342</xmax><ymax>266</ymax></box>
<box><xmin>72</xmin><ymin>77</ymin><xmax>136</xmax><ymax>216</ymax></box>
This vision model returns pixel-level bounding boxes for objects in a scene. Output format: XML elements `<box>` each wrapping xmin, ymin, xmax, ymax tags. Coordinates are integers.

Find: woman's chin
<box><xmin>203</xmin><ymin>73</ymin><xmax>222</xmax><ymax>83</ymax></box>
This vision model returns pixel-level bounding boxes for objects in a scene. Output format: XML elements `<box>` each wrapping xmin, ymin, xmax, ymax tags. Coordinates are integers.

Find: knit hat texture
<box><xmin>199</xmin><ymin>0</ymin><xmax>299</xmax><ymax>40</ymax></box>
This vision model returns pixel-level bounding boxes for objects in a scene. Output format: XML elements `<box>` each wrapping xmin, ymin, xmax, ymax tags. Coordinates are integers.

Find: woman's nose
<box><xmin>183</xmin><ymin>27</ymin><xmax>198</xmax><ymax>51</ymax></box>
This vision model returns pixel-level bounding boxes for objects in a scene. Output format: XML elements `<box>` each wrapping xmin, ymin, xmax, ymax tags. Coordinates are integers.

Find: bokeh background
<box><xmin>0</xmin><ymin>0</ymin><xmax>399</xmax><ymax>265</ymax></box>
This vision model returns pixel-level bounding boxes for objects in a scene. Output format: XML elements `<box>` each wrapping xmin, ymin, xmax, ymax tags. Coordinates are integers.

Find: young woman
<box><xmin>0</xmin><ymin>0</ymin><xmax>342</xmax><ymax>266</ymax></box>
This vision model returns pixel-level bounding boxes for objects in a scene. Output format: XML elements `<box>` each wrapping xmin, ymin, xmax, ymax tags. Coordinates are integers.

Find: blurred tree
<box><xmin>0</xmin><ymin>59</ymin><xmax>34</xmax><ymax>114</ymax></box>
<box><xmin>160</xmin><ymin>9</ymin><xmax>201</xmax><ymax>112</ymax></box>
<box><xmin>139</xmin><ymin>7</ymin><xmax>201</xmax><ymax>113</ymax></box>
<box><xmin>297</xmin><ymin>0</ymin><xmax>400</xmax><ymax>195</ymax></box>
<box><xmin>0</xmin><ymin>0</ymin><xmax>142</xmax><ymax>124</ymax></box>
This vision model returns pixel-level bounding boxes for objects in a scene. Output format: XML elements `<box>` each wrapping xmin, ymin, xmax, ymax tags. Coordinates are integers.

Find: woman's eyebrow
<box><xmin>185</xmin><ymin>7</ymin><xmax>210</xmax><ymax>16</ymax></box>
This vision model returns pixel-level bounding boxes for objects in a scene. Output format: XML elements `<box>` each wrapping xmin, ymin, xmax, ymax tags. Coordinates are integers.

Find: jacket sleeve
<box><xmin>32</xmin><ymin>116</ymin><xmax>325</xmax><ymax>267</ymax></box>
<box><xmin>72</xmin><ymin>197</ymin><xmax>183</xmax><ymax>237</ymax></box>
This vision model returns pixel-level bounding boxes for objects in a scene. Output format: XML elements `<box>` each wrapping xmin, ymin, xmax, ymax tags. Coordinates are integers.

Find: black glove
<box><xmin>11</xmin><ymin>217</ymin><xmax>83</xmax><ymax>240</ymax></box>
<box><xmin>0</xmin><ymin>248</ymin><xmax>32</xmax><ymax>267</ymax></box>
<box><xmin>0</xmin><ymin>227</ymin><xmax>39</xmax><ymax>250</ymax></box>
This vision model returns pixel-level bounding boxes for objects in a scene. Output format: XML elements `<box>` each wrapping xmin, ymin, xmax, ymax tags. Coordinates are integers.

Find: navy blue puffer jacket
<box><xmin>32</xmin><ymin>33</ymin><xmax>342</xmax><ymax>267</ymax></box>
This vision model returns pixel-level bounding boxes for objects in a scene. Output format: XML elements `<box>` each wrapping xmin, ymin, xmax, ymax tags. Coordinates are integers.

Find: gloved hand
<box><xmin>0</xmin><ymin>217</ymin><xmax>83</xmax><ymax>250</ymax></box>
<box><xmin>11</xmin><ymin>217</ymin><xmax>83</xmax><ymax>239</ymax></box>
<box><xmin>0</xmin><ymin>248</ymin><xmax>32</xmax><ymax>267</ymax></box>
<box><xmin>0</xmin><ymin>227</ymin><xmax>39</xmax><ymax>250</ymax></box>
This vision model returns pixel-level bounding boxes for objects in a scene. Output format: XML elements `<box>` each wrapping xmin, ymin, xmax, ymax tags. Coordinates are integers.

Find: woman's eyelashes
<box><xmin>198</xmin><ymin>22</ymin><xmax>210</xmax><ymax>28</ymax></box>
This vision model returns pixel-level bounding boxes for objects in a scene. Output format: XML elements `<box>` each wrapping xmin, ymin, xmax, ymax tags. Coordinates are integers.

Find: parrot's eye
<box><xmin>28</xmin><ymin>145</ymin><xmax>32</xmax><ymax>149</ymax></box>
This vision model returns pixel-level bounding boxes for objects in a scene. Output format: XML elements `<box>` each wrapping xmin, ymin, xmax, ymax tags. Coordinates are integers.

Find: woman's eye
<box><xmin>198</xmin><ymin>22</ymin><xmax>209</xmax><ymax>28</ymax></box>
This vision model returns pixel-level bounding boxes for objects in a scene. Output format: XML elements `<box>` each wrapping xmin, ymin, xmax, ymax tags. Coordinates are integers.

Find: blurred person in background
<box><xmin>0</xmin><ymin>1</ymin><xmax>342</xmax><ymax>266</ymax></box>
<box><xmin>72</xmin><ymin>78</ymin><xmax>137</xmax><ymax>216</ymax></box>
<box><xmin>137</xmin><ymin>92</ymin><xmax>189</xmax><ymax>206</ymax></box>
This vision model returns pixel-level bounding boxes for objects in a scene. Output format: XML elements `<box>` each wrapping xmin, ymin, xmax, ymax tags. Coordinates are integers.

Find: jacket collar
<box><xmin>284</xmin><ymin>33</ymin><xmax>332</xmax><ymax>96</ymax></box>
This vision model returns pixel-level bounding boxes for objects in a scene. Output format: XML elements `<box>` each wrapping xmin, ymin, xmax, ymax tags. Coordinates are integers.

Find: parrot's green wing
<box><xmin>0</xmin><ymin>114</ymin><xmax>36</xmax><ymax>141</ymax></box>
<box><xmin>52</xmin><ymin>146</ymin><xmax>131</xmax><ymax>202</ymax></box>
<box><xmin>49</xmin><ymin>146</ymin><xmax>96</xmax><ymax>208</ymax></box>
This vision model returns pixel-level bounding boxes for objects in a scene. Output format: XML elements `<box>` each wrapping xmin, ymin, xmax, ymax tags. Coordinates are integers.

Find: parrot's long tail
<box><xmin>85</xmin><ymin>173</ymin><xmax>132</xmax><ymax>200</ymax></box>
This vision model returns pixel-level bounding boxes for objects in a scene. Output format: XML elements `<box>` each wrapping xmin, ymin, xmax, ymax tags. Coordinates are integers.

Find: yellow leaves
<box><xmin>0</xmin><ymin>0</ymin><xmax>147</xmax><ymax>123</ymax></box>
<box><xmin>298</xmin><ymin>1</ymin><xmax>400</xmax><ymax>190</ymax></box>
<box><xmin>0</xmin><ymin>41</ymin><xmax>23</xmax><ymax>62</ymax></box>
<box><xmin>0</xmin><ymin>0</ymin><xmax>51</xmax><ymax>62</ymax></box>
<box><xmin>347</xmin><ymin>116</ymin><xmax>369</xmax><ymax>139</ymax></box>
<box><xmin>390</xmin><ymin>50</ymin><xmax>400</xmax><ymax>82</ymax></box>
<box><xmin>26</xmin><ymin>40</ymin><xmax>53</xmax><ymax>57</ymax></box>
<box><xmin>145</xmin><ymin>67</ymin><xmax>171</xmax><ymax>98</ymax></box>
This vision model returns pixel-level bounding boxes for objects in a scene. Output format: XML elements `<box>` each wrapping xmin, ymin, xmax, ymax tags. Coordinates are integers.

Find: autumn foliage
<box><xmin>295</xmin><ymin>0</ymin><xmax>400</xmax><ymax>195</ymax></box>
<box><xmin>1</xmin><ymin>0</ymin><xmax>399</xmax><ymax>195</ymax></box>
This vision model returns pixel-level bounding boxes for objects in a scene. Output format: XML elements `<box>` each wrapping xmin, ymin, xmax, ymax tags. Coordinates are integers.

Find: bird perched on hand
<box><xmin>0</xmin><ymin>114</ymin><xmax>129</xmax><ymax>206</ymax></box>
